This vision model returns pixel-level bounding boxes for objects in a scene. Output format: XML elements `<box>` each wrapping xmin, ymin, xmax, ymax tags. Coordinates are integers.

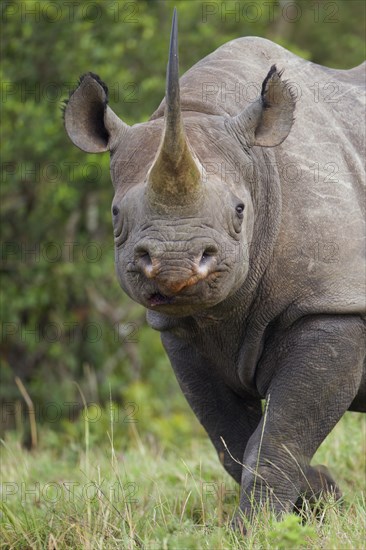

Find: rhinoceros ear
<box><xmin>63</xmin><ymin>72</ymin><xmax>129</xmax><ymax>153</ymax></box>
<box><xmin>231</xmin><ymin>65</ymin><xmax>295</xmax><ymax>148</ymax></box>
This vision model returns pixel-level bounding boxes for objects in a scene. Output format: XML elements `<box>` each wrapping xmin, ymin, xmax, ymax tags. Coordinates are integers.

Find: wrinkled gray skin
<box><xmin>64</xmin><ymin>13</ymin><xmax>366</xmax><ymax>527</ymax></box>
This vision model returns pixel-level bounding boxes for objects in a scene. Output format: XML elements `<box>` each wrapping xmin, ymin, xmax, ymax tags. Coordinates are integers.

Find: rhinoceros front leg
<box><xmin>295</xmin><ymin>464</ymin><xmax>342</xmax><ymax>512</ymax></box>
<box><xmin>237</xmin><ymin>315</ymin><xmax>365</xmax><ymax>525</ymax></box>
<box><xmin>161</xmin><ymin>332</ymin><xmax>262</xmax><ymax>484</ymax></box>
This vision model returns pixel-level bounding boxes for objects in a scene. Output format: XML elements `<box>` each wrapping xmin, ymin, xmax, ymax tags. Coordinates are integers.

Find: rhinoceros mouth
<box><xmin>148</xmin><ymin>292</ymin><xmax>175</xmax><ymax>307</ymax></box>
<box><xmin>139</xmin><ymin>269</ymin><xmax>223</xmax><ymax>312</ymax></box>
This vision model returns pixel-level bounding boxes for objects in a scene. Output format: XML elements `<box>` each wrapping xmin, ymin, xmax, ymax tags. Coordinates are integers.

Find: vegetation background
<box><xmin>1</xmin><ymin>0</ymin><xmax>365</xmax><ymax>547</ymax></box>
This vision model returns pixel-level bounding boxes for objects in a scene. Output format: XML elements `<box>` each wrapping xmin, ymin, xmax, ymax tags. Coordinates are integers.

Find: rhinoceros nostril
<box><xmin>140</xmin><ymin>252</ymin><xmax>152</xmax><ymax>264</ymax></box>
<box><xmin>200</xmin><ymin>245</ymin><xmax>218</xmax><ymax>263</ymax></box>
<box><xmin>198</xmin><ymin>245</ymin><xmax>218</xmax><ymax>275</ymax></box>
<box><xmin>135</xmin><ymin>247</ymin><xmax>157</xmax><ymax>278</ymax></box>
<box><xmin>135</xmin><ymin>245</ymin><xmax>151</xmax><ymax>262</ymax></box>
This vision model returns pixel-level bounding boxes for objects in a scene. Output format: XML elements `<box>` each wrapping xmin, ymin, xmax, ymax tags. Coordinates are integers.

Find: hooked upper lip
<box><xmin>140</xmin><ymin>269</ymin><xmax>222</xmax><ymax>308</ymax></box>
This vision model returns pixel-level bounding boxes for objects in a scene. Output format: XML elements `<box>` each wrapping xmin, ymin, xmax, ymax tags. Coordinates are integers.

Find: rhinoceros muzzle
<box><xmin>135</xmin><ymin>245</ymin><xmax>218</xmax><ymax>300</ymax></box>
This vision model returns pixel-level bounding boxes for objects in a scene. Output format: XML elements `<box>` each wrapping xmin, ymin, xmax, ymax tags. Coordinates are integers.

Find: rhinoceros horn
<box><xmin>148</xmin><ymin>8</ymin><xmax>202</xmax><ymax>206</ymax></box>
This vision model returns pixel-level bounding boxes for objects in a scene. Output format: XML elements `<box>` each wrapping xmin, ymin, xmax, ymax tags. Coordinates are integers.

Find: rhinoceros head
<box><xmin>64</xmin><ymin>9</ymin><xmax>295</xmax><ymax>316</ymax></box>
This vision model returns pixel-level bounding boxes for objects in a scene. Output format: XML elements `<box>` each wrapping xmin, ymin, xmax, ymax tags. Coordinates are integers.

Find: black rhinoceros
<box><xmin>64</xmin><ymin>9</ymin><xmax>365</xmax><ymax>527</ymax></box>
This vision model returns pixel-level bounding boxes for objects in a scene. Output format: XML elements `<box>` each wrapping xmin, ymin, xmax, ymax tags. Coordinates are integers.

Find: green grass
<box><xmin>1</xmin><ymin>412</ymin><xmax>365</xmax><ymax>549</ymax></box>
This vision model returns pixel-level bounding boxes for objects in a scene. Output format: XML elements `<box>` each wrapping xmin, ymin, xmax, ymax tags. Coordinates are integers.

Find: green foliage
<box><xmin>1</xmin><ymin>0</ymin><xmax>365</xmax><ymax>427</ymax></box>
<box><xmin>266</xmin><ymin>514</ymin><xmax>317</xmax><ymax>549</ymax></box>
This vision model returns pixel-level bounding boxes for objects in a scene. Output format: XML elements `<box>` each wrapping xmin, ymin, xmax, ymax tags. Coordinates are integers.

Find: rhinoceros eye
<box><xmin>235</xmin><ymin>203</ymin><xmax>245</xmax><ymax>218</ymax></box>
<box><xmin>112</xmin><ymin>205</ymin><xmax>119</xmax><ymax>217</ymax></box>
